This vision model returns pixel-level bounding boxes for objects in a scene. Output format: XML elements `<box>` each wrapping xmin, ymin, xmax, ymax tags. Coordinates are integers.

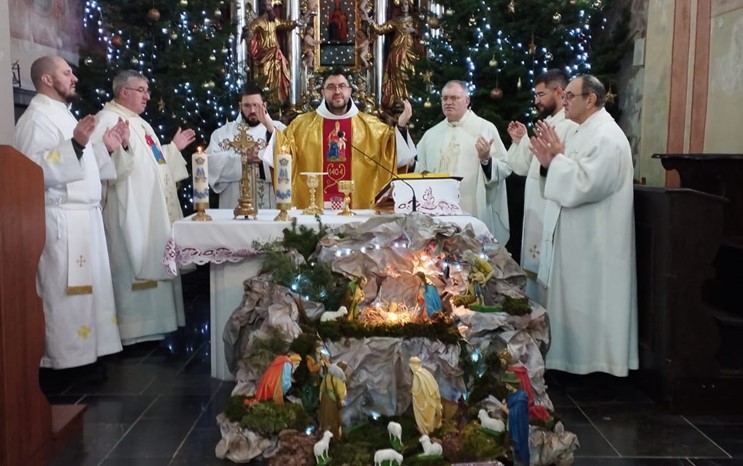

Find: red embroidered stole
<box><xmin>322</xmin><ymin>117</ymin><xmax>353</xmax><ymax>206</ymax></box>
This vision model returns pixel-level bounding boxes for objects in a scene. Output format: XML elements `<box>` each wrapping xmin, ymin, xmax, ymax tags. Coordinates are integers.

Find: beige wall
<box><xmin>0</xmin><ymin>0</ymin><xmax>14</xmax><ymax>145</ymax></box>
<box><xmin>705</xmin><ymin>6</ymin><xmax>743</xmax><ymax>152</ymax></box>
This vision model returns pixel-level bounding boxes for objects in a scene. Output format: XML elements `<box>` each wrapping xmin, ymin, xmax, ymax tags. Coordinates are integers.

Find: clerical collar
<box><xmin>107</xmin><ymin>100</ymin><xmax>140</xmax><ymax>118</ymax></box>
<box><xmin>316</xmin><ymin>98</ymin><xmax>359</xmax><ymax>120</ymax></box>
<box><xmin>446</xmin><ymin>109</ymin><xmax>472</xmax><ymax>127</ymax></box>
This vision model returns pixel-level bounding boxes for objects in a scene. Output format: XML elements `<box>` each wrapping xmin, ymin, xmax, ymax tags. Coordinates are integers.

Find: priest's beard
<box><xmin>242</xmin><ymin>112</ymin><xmax>261</xmax><ymax>127</ymax></box>
<box><xmin>538</xmin><ymin>101</ymin><xmax>557</xmax><ymax>118</ymax></box>
<box><xmin>54</xmin><ymin>82</ymin><xmax>78</xmax><ymax>104</ymax></box>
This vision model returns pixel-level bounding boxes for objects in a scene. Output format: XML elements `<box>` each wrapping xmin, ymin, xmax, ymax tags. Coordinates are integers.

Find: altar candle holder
<box><xmin>193</xmin><ymin>202</ymin><xmax>212</xmax><ymax>221</ymax></box>
<box><xmin>338</xmin><ymin>180</ymin><xmax>356</xmax><ymax>216</ymax></box>
<box><xmin>301</xmin><ymin>172</ymin><xmax>324</xmax><ymax>216</ymax></box>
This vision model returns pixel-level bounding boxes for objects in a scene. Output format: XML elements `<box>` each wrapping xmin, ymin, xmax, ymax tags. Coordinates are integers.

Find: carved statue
<box><xmin>409</xmin><ymin>356</ymin><xmax>442</xmax><ymax>435</ymax></box>
<box><xmin>370</xmin><ymin>0</ymin><xmax>420</xmax><ymax>107</ymax></box>
<box><xmin>247</xmin><ymin>0</ymin><xmax>298</xmax><ymax>104</ymax></box>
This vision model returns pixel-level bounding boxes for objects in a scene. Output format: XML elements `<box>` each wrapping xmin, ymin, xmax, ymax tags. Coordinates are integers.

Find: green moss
<box><xmin>316</xmin><ymin>315</ymin><xmax>463</xmax><ymax>345</ymax></box>
<box><xmin>502</xmin><ymin>295</ymin><xmax>530</xmax><ymax>316</ymax></box>
<box><xmin>459</xmin><ymin>422</ymin><xmax>508</xmax><ymax>461</ymax></box>
<box><xmin>238</xmin><ymin>401</ymin><xmax>311</xmax><ymax>435</ymax></box>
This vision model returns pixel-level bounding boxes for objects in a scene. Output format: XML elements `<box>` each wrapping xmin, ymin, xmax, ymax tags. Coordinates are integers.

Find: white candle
<box><xmin>275</xmin><ymin>148</ymin><xmax>292</xmax><ymax>205</ymax></box>
<box><xmin>192</xmin><ymin>148</ymin><xmax>209</xmax><ymax>204</ymax></box>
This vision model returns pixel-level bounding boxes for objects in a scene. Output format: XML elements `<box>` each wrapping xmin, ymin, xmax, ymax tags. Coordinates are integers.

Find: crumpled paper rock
<box><xmin>215</xmin><ymin>413</ymin><xmax>278</xmax><ymax>463</ymax></box>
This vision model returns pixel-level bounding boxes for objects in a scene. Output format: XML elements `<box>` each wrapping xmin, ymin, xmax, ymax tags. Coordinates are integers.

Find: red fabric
<box><xmin>254</xmin><ymin>355</ymin><xmax>291</xmax><ymax>405</ymax></box>
<box><xmin>322</xmin><ymin>117</ymin><xmax>353</xmax><ymax>205</ymax></box>
<box><xmin>508</xmin><ymin>366</ymin><xmax>552</xmax><ymax>421</ymax></box>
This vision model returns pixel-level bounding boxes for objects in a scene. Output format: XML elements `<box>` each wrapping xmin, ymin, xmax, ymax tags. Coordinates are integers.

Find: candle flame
<box><xmin>280</xmin><ymin>145</ymin><xmax>290</xmax><ymax>154</ymax></box>
<box><xmin>197</xmin><ymin>146</ymin><xmax>204</xmax><ymax>153</ymax></box>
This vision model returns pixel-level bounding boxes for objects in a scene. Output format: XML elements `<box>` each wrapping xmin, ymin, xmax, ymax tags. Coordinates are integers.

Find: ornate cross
<box><xmin>219</xmin><ymin>123</ymin><xmax>266</xmax><ymax>157</ymax></box>
<box><xmin>77</xmin><ymin>255</ymin><xmax>87</xmax><ymax>267</ymax></box>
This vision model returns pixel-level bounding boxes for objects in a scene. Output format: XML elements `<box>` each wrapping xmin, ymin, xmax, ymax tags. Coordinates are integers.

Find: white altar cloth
<box><xmin>163</xmin><ymin>209</ymin><xmax>494</xmax><ymax>380</ymax></box>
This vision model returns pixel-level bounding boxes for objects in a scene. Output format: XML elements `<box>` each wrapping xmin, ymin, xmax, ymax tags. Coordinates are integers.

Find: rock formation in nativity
<box><xmin>216</xmin><ymin>212</ymin><xmax>579</xmax><ymax>465</ymax></box>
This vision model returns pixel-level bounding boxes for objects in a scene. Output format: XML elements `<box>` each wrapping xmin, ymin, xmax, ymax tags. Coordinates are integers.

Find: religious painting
<box><xmin>315</xmin><ymin>0</ymin><xmax>360</xmax><ymax>68</ymax></box>
<box><xmin>9</xmin><ymin>0</ymin><xmax>86</xmax><ymax>54</ymax></box>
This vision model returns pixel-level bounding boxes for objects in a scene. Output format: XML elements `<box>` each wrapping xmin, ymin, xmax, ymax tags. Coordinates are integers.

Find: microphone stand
<box><xmin>350</xmin><ymin>143</ymin><xmax>417</xmax><ymax>212</ymax></box>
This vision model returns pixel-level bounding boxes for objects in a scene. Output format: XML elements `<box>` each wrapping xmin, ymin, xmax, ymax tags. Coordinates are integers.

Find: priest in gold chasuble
<box><xmin>260</xmin><ymin>69</ymin><xmax>416</xmax><ymax>209</ymax></box>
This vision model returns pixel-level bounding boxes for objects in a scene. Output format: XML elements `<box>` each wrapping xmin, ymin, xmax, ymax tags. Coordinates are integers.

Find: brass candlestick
<box><xmin>274</xmin><ymin>202</ymin><xmax>292</xmax><ymax>221</ymax></box>
<box><xmin>301</xmin><ymin>172</ymin><xmax>324</xmax><ymax>215</ymax></box>
<box><xmin>337</xmin><ymin>180</ymin><xmax>356</xmax><ymax>216</ymax></box>
<box><xmin>234</xmin><ymin>153</ymin><xmax>259</xmax><ymax>219</ymax></box>
<box><xmin>193</xmin><ymin>202</ymin><xmax>212</xmax><ymax>221</ymax></box>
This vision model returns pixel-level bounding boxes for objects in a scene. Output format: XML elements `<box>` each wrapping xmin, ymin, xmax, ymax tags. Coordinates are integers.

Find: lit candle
<box><xmin>275</xmin><ymin>146</ymin><xmax>292</xmax><ymax>205</ymax></box>
<box><xmin>192</xmin><ymin>147</ymin><xmax>209</xmax><ymax>205</ymax></box>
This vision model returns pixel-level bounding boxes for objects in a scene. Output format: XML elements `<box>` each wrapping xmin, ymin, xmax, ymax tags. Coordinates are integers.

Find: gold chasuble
<box><xmin>272</xmin><ymin>104</ymin><xmax>399</xmax><ymax>209</ymax></box>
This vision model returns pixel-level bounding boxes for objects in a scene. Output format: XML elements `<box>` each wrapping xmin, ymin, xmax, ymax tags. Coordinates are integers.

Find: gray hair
<box><xmin>443</xmin><ymin>80</ymin><xmax>470</xmax><ymax>97</ymax></box>
<box><xmin>578</xmin><ymin>74</ymin><xmax>606</xmax><ymax>108</ymax></box>
<box><xmin>113</xmin><ymin>70</ymin><xmax>148</xmax><ymax>96</ymax></box>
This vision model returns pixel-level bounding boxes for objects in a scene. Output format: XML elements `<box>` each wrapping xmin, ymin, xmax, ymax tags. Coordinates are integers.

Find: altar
<box><xmin>163</xmin><ymin>208</ymin><xmax>495</xmax><ymax>380</ymax></box>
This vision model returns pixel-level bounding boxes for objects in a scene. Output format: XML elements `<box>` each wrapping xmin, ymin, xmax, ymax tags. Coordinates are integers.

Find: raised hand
<box><xmin>102</xmin><ymin>126</ymin><xmax>124</xmax><ymax>152</ymax></box>
<box><xmin>507</xmin><ymin>121</ymin><xmax>527</xmax><ymax>143</ymax></box>
<box><xmin>73</xmin><ymin>115</ymin><xmax>97</xmax><ymax>146</ymax></box>
<box><xmin>112</xmin><ymin>117</ymin><xmax>130</xmax><ymax>148</ymax></box>
<box><xmin>172</xmin><ymin>127</ymin><xmax>196</xmax><ymax>151</ymax></box>
<box><xmin>529</xmin><ymin>120</ymin><xmax>564</xmax><ymax>168</ymax></box>
<box><xmin>475</xmin><ymin>136</ymin><xmax>494</xmax><ymax>162</ymax></box>
<box><xmin>397</xmin><ymin>100</ymin><xmax>412</xmax><ymax>128</ymax></box>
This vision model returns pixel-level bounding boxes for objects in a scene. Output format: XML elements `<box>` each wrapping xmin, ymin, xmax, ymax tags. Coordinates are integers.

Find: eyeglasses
<box><xmin>563</xmin><ymin>91</ymin><xmax>589</xmax><ymax>101</ymax></box>
<box><xmin>324</xmin><ymin>83</ymin><xmax>350</xmax><ymax>92</ymax></box>
<box><xmin>442</xmin><ymin>95</ymin><xmax>464</xmax><ymax>102</ymax></box>
<box><xmin>125</xmin><ymin>87</ymin><xmax>151</xmax><ymax>95</ymax></box>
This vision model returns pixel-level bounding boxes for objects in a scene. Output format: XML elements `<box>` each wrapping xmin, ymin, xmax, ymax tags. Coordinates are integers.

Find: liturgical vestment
<box><xmin>415</xmin><ymin>110</ymin><xmax>512</xmax><ymax>245</ymax></box>
<box><xmin>14</xmin><ymin>94</ymin><xmax>123</xmax><ymax>368</ymax></box>
<box><xmin>505</xmin><ymin>109</ymin><xmax>577</xmax><ymax>306</ymax></box>
<box><xmin>540</xmin><ymin>108</ymin><xmax>638</xmax><ymax>376</ymax></box>
<box><xmin>95</xmin><ymin>101</ymin><xmax>187</xmax><ymax>344</ymax></box>
<box><xmin>206</xmin><ymin>115</ymin><xmax>286</xmax><ymax>209</ymax></box>
<box><xmin>261</xmin><ymin>100</ymin><xmax>416</xmax><ymax>209</ymax></box>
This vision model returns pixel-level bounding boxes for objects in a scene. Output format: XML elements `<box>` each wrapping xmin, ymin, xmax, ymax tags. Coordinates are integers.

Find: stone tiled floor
<box><xmin>44</xmin><ymin>267</ymin><xmax>743</xmax><ymax>465</ymax></box>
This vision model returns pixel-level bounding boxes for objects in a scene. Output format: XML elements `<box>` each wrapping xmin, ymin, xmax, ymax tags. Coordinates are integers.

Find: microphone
<box><xmin>350</xmin><ymin>142</ymin><xmax>417</xmax><ymax>212</ymax></box>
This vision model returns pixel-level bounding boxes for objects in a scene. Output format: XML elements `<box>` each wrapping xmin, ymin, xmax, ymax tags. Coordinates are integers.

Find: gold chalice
<box><xmin>338</xmin><ymin>180</ymin><xmax>356</xmax><ymax>216</ymax></box>
<box><xmin>301</xmin><ymin>172</ymin><xmax>324</xmax><ymax>215</ymax></box>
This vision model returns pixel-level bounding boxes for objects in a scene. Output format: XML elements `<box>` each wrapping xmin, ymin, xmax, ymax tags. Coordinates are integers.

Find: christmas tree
<box><xmin>74</xmin><ymin>0</ymin><xmax>242</xmax><ymax>147</ymax></box>
<box><xmin>407</xmin><ymin>0</ymin><xmax>629</xmax><ymax>135</ymax></box>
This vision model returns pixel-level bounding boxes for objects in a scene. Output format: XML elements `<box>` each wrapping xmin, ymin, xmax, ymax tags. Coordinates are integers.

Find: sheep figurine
<box><xmin>321</xmin><ymin>305</ymin><xmax>348</xmax><ymax>322</ymax></box>
<box><xmin>478</xmin><ymin>408</ymin><xmax>506</xmax><ymax>433</ymax></box>
<box><xmin>387</xmin><ymin>421</ymin><xmax>402</xmax><ymax>444</ymax></box>
<box><xmin>374</xmin><ymin>448</ymin><xmax>403</xmax><ymax>466</ymax></box>
<box><xmin>313</xmin><ymin>430</ymin><xmax>333</xmax><ymax>464</ymax></box>
<box><xmin>419</xmin><ymin>435</ymin><xmax>443</xmax><ymax>456</ymax></box>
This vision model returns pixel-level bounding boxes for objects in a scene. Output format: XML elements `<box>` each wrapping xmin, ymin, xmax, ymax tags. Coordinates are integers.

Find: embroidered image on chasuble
<box><xmin>272</xmin><ymin>112</ymin><xmax>399</xmax><ymax>209</ymax></box>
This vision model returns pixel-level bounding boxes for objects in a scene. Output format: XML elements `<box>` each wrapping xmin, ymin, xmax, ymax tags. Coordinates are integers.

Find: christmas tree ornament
<box><xmin>544</xmin><ymin>51</ymin><xmax>553</xmax><ymax>61</ymax></box>
<box><xmin>427</xmin><ymin>16</ymin><xmax>440</xmax><ymax>29</ymax></box>
<box><xmin>469</xmin><ymin>16</ymin><xmax>476</xmax><ymax>26</ymax></box>
<box><xmin>84</xmin><ymin>56</ymin><xmax>94</xmax><ymax>65</ymax></box>
<box><xmin>215</xmin><ymin>8</ymin><xmax>222</xmax><ymax>17</ymax></box>
<box><xmin>130</xmin><ymin>57</ymin><xmax>139</xmax><ymax>65</ymax></box>
<box><xmin>489</xmin><ymin>56</ymin><xmax>498</xmax><ymax>67</ymax></box>
<box><xmin>180</xmin><ymin>0</ymin><xmax>188</xmax><ymax>5</ymax></box>
<box><xmin>147</xmin><ymin>8</ymin><xmax>161</xmax><ymax>22</ymax></box>
<box><xmin>221</xmin><ymin>47</ymin><xmax>228</xmax><ymax>54</ymax></box>
<box><xmin>605</xmin><ymin>85</ymin><xmax>616</xmax><ymax>104</ymax></box>
<box><xmin>517</xmin><ymin>77</ymin><xmax>522</xmax><ymax>90</ymax></box>
<box><xmin>594</xmin><ymin>0</ymin><xmax>602</xmax><ymax>7</ymax></box>
<box><xmin>423</xmin><ymin>98</ymin><xmax>432</xmax><ymax>109</ymax></box>
<box><xmin>181</xmin><ymin>62</ymin><xmax>187</xmax><ymax>69</ymax></box>
<box><xmin>445</xmin><ymin>8</ymin><xmax>454</xmax><ymax>16</ymax></box>
<box><xmin>528</xmin><ymin>34</ymin><xmax>537</xmax><ymax>54</ymax></box>
<box><xmin>170</xmin><ymin>32</ymin><xmax>178</xmax><ymax>40</ymax></box>
<box><xmin>111</xmin><ymin>35</ymin><xmax>123</xmax><ymax>47</ymax></box>
<box><xmin>552</xmin><ymin>12</ymin><xmax>561</xmax><ymax>23</ymax></box>
<box><xmin>530</xmin><ymin>108</ymin><xmax>538</xmax><ymax>117</ymax></box>
<box><xmin>508</xmin><ymin>0</ymin><xmax>516</xmax><ymax>14</ymax></box>
<box><xmin>209</xmin><ymin>54</ymin><xmax>217</xmax><ymax>61</ymax></box>
<box><xmin>490</xmin><ymin>88</ymin><xmax>503</xmax><ymax>100</ymax></box>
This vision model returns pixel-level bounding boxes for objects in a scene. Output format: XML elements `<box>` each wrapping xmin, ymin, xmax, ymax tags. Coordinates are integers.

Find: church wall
<box><xmin>704</xmin><ymin>4</ymin><xmax>743</xmax><ymax>152</ymax></box>
<box><xmin>0</xmin><ymin>0</ymin><xmax>14</xmax><ymax>144</ymax></box>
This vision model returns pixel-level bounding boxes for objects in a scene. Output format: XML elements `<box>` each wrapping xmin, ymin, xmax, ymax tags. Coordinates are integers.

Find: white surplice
<box><xmin>95</xmin><ymin>101</ymin><xmax>187</xmax><ymax>344</ymax></box>
<box><xmin>14</xmin><ymin>94</ymin><xmax>123</xmax><ymax>368</ymax></box>
<box><xmin>505</xmin><ymin>109</ymin><xmax>578</xmax><ymax>305</ymax></box>
<box><xmin>540</xmin><ymin>108</ymin><xmax>638</xmax><ymax>376</ymax></box>
<box><xmin>415</xmin><ymin>110</ymin><xmax>512</xmax><ymax>245</ymax></box>
<box><xmin>205</xmin><ymin>116</ymin><xmax>286</xmax><ymax>209</ymax></box>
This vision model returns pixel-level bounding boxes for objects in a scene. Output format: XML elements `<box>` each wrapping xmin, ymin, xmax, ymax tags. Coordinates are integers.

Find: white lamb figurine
<box><xmin>313</xmin><ymin>430</ymin><xmax>333</xmax><ymax>463</ymax></box>
<box><xmin>374</xmin><ymin>448</ymin><xmax>403</xmax><ymax>466</ymax></box>
<box><xmin>321</xmin><ymin>305</ymin><xmax>348</xmax><ymax>322</ymax></box>
<box><xmin>387</xmin><ymin>421</ymin><xmax>402</xmax><ymax>443</ymax></box>
<box><xmin>478</xmin><ymin>409</ymin><xmax>506</xmax><ymax>432</ymax></box>
<box><xmin>419</xmin><ymin>435</ymin><xmax>443</xmax><ymax>456</ymax></box>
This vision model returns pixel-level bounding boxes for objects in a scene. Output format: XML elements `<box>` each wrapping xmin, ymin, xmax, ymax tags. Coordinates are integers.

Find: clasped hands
<box><xmin>529</xmin><ymin>120</ymin><xmax>564</xmax><ymax>169</ymax></box>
